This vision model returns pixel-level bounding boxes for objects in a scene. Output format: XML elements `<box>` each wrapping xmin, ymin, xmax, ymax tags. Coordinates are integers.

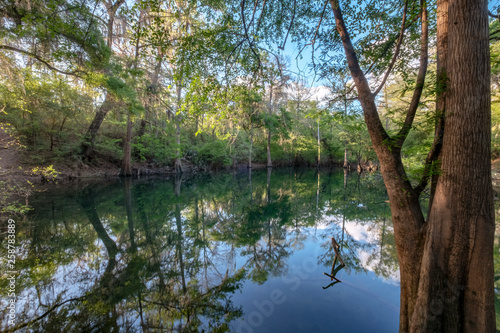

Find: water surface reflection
<box><xmin>0</xmin><ymin>169</ymin><xmax>400</xmax><ymax>332</ymax></box>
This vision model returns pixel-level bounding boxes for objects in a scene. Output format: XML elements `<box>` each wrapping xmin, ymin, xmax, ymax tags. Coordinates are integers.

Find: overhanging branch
<box><xmin>372</xmin><ymin>0</ymin><xmax>408</xmax><ymax>97</ymax></box>
<box><xmin>0</xmin><ymin>45</ymin><xmax>84</xmax><ymax>78</ymax></box>
<box><xmin>329</xmin><ymin>0</ymin><xmax>390</xmax><ymax>146</ymax></box>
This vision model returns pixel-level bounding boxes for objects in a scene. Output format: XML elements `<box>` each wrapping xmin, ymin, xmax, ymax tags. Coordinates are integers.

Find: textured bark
<box><xmin>330</xmin><ymin>0</ymin><xmax>494</xmax><ymax>331</ymax></box>
<box><xmin>410</xmin><ymin>0</ymin><xmax>494</xmax><ymax>331</ymax></box>
<box><xmin>81</xmin><ymin>95</ymin><xmax>114</xmax><ymax>159</ymax></box>
<box><xmin>426</xmin><ymin>0</ymin><xmax>448</xmax><ymax>208</ymax></box>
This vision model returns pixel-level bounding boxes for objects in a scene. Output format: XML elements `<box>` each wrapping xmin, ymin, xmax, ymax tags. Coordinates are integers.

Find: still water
<box><xmin>1</xmin><ymin>169</ymin><xmax>401</xmax><ymax>332</ymax></box>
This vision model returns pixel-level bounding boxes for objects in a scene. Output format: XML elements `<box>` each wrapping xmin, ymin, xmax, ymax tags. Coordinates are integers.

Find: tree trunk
<box><xmin>248</xmin><ymin>123</ymin><xmax>253</xmax><ymax>168</ymax></box>
<box><xmin>120</xmin><ymin>114</ymin><xmax>133</xmax><ymax>177</ymax></box>
<box><xmin>330</xmin><ymin>0</ymin><xmax>494</xmax><ymax>331</ymax></box>
<box><xmin>139</xmin><ymin>54</ymin><xmax>162</xmax><ymax>137</ymax></box>
<box><xmin>317</xmin><ymin>117</ymin><xmax>321</xmax><ymax>166</ymax></box>
<box><xmin>174</xmin><ymin>83</ymin><xmax>183</xmax><ymax>173</ymax></box>
<box><xmin>81</xmin><ymin>95</ymin><xmax>114</xmax><ymax>159</ymax></box>
<box><xmin>343</xmin><ymin>145</ymin><xmax>348</xmax><ymax>168</ymax></box>
<box><xmin>410</xmin><ymin>0</ymin><xmax>494</xmax><ymax>331</ymax></box>
<box><xmin>267</xmin><ymin>83</ymin><xmax>273</xmax><ymax>168</ymax></box>
<box><xmin>105</xmin><ymin>0</ymin><xmax>125</xmax><ymax>48</ymax></box>
<box><xmin>81</xmin><ymin>0</ymin><xmax>124</xmax><ymax>159</ymax></box>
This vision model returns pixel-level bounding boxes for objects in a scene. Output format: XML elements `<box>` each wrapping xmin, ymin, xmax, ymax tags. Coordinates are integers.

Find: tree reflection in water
<box><xmin>0</xmin><ymin>169</ymin><xmax>400</xmax><ymax>332</ymax></box>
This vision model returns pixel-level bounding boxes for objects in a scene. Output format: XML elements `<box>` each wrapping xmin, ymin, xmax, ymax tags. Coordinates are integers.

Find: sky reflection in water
<box><xmin>0</xmin><ymin>169</ymin><xmax>400</xmax><ymax>332</ymax></box>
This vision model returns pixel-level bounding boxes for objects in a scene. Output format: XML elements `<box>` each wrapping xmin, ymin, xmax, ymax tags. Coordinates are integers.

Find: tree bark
<box><xmin>248</xmin><ymin>123</ymin><xmax>253</xmax><ymax>168</ymax></box>
<box><xmin>174</xmin><ymin>82</ymin><xmax>183</xmax><ymax>173</ymax></box>
<box><xmin>410</xmin><ymin>0</ymin><xmax>494</xmax><ymax>331</ymax></box>
<box><xmin>80</xmin><ymin>0</ymin><xmax>124</xmax><ymax>159</ymax></box>
<box><xmin>120</xmin><ymin>114</ymin><xmax>133</xmax><ymax>177</ymax></box>
<box><xmin>267</xmin><ymin>82</ymin><xmax>273</xmax><ymax>168</ymax></box>
<box><xmin>330</xmin><ymin>0</ymin><xmax>494</xmax><ymax>331</ymax></box>
<box><xmin>81</xmin><ymin>95</ymin><xmax>114</xmax><ymax>159</ymax></box>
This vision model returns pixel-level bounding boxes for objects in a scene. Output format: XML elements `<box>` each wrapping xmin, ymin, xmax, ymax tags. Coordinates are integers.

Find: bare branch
<box><xmin>247</xmin><ymin>0</ymin><xmax>259</xmax><ymax>29</ymax></box>
<box><xmin>0</xmin><ymin>45</ymin><xmax>84</xmax><ymax>78</ymax></box>
<box><xmin>241</xmin><ymin>0</ymin><xmax>261</xmax><ymax>73</ymax></box>
<box><xmin>255</xmin><ymin>0</ymin><xmax>267</xmax><ymax>34</ymax></box>
<box><xmin>372</xmin><ymin>0</ymin><xmax>408</xmax><ymax>97</ymax></box>
<box><xmin>296</xmin><ymin>0</ymin><xmax>328</xmax><ymax>59</ymax></box>
<box><xmin>278</xmin><ymin>0</ymin><xmax>297</xmax><ymax>50</ymax></box>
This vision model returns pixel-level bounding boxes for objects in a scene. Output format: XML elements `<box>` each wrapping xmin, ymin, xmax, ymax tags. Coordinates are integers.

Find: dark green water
<box><xmin>1</xmin><ymin>169</ymin><xmax>402</xmax><ymax>332</ymax></box>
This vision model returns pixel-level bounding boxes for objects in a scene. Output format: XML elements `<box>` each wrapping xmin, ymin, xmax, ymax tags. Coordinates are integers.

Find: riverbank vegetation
<box><xmin>2</xmin><ymin>0</ymin><xmax>500</xmax><ymax>330</ymax></box>
<box><xmin>6</xmin><ymin>0</ymin><xmax>500</xmax><ymax>176</ymax></box>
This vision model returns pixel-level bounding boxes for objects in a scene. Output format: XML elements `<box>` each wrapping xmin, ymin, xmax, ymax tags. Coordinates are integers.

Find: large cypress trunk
<box><xmin>374</xmin><ymin>148</ymin><xmax>426</xmax><ymax>332</ymax></box>
<box><xmin>409</xmin><ymin>0</ymin><xmax>494</xmax><ymax>330</ymax></box>
<box><xmin>330</xmin><ymin>0</ymin><xmax>494</xmax><ymax>330</ymax></box>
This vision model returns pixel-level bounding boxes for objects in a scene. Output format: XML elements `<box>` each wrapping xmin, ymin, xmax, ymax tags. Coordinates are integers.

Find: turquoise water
<box><xmin>0</xmin><ymin>169</ymin><xmax>400</xmax><ymax>332</ymax></box>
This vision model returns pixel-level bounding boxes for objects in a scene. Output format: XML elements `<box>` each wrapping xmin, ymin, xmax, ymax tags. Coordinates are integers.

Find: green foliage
<box><xmin>3</xmin><ymin>169</ymin><xmax>396</xmax><ymax>330</ymax></box>
<box><xmin>0</xmin><ymin>180</ymin><xmax>32</xmax><ymax>216</ymax></box>
<box><xmin>195</xmin><ymin>140</ymin><xmax>232</xmax><ymax>168</ymax></box>
<box><xmin>133</xmin><ymin>132</ymin><xmax>177</xmax><ymax>166</ymax></box>
<box><xmin>31</xmin><ymin>165</ymin><xmax>60</xmax><ymax>182</ymax></box>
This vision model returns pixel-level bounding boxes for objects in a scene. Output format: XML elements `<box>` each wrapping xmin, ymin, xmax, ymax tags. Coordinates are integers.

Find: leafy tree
<box><xmin>226</xmin><ymin>0</ymin><xmax>495</xmax><ymax>330</ymax></box>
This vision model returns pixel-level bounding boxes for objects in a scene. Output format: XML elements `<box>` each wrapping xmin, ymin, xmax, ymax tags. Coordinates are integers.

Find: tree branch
<box><xmin>489</xmin><ymin>10</ymin><xmax>500</xmax><ymax>20</ymax></box>
<box><xmin>364</xmin><ymin>13</ymin><xmax>420</xmax><ymax>77</ymax></box>
<box><xmin>278</xmin><ymin>0</ymin><xmax>296</xmax><ymax>50</ymax></box>
<box><xmin>395</xmin><ymin>0</ymin><xmax>428</xmax><ymax>148</ymax></box>
<box><xmin>0</xmin><ymin>45</ymin><xmax>84</xmax><ymax>78</ymax></box>
<box><xmin>329</xmin><ymin>0</ymin><xmax>389</xmax><ymax>146</ymax></box>
<box><xmin>255</xmin><ymin>0</ymin><xmax>267</xmax><ymax>34</ymax></box>
<box><xmin>296</xmin><ymin>0</ymin><xmax>328</xmax><ymax>59</ymax></box>
<box><xmin>414</xmin><ymin>115</ymin><xmax>443</xmax><ymax>196</ymax></box>
<box><xmin>241</xmin><ymin>0</ymin><xmax>261</xmax><ymax>73</ymax></box>
<box><xmin>372</xmin><ymin>0</ymin><xmax>408</xmax><ymax>97</ymax></box>
<box><xmin>1</xmin><ymin>297</ymin><xmax>85</xmax><ymax>333</ymax></box>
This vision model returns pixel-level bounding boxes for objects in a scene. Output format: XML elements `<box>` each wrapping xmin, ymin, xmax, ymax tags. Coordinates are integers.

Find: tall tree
<box><xmin>230</xmin><ymin>0</ymin><xmax>495</xmax><ymax>329</ymax></box>
<box><xmin>328</xmin><ymin>0</ymin><xmax>494</xmax><ymax>330</ymax></box>
<box><xmin>80</xmin><ymin>0</ymin><xmax>126</xmax><ymax>159</ymax></box>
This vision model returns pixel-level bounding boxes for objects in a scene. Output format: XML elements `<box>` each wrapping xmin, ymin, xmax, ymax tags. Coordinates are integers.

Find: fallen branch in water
<box><xmin>322</xmin><ymin>236</ymin><xmax>346</xmax><ymax>289</ymax></box>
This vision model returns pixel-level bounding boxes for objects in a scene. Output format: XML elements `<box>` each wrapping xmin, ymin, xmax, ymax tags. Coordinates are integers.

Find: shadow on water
<box><xmin>0</xmin><ymin>168</ymin><xmax>403</xmax><ymax>332</ymax></box>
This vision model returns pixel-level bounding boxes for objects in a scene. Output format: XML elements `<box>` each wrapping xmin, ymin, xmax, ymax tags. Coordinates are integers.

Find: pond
<box><xmin>1</xmin><ymin>169</ymin><xmax>406</xmax><ymax>332</ymax></box>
